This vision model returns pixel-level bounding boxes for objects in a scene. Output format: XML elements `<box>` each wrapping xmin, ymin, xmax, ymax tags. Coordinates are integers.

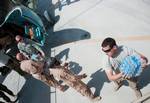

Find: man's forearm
<box><xmin>109</xmin><ymin>73</ymin><xmax>122</xmax><ymax>81</ymax></box>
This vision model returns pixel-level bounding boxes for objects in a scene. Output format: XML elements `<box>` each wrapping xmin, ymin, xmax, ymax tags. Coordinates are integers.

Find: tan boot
<box><xmin>91</xmin><ymin>96</ymin><xmax>102</xmax><ymax>102</ymax></box>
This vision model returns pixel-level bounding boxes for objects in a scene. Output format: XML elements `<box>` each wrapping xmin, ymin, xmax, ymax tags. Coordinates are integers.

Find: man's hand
<box><xmin>141</xmin><ymin>58</ymin><xmax>148</xmax><ymax>68</ymax></box>
<box><xmin>122</xmin><ymin>72</ymin><xmax>132</xmax><ymax>79</ymax></box>
<box><xmin>81</xmin><ymin>73</ymin><xmax>87</xmax><ymax>78</ymax></box>
<box><xmin>76</xmin><ymin>73</ymin><xmax>87</xmax><ymax>80</ymax></box>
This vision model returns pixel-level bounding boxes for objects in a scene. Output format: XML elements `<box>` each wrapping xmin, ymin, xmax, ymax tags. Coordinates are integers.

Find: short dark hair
<box><xmin>101</xmin><ymin>37</ymin><xmax>116</xmax><ymax>48</ymax></box>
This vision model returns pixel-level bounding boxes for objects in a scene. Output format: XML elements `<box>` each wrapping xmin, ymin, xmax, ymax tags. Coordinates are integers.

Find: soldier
<box><xmin>49</xmin><ymin>64</ymin><xmax>101</xmax><ymax>101</ymax></box>
<box><xmin>16</xmin><ymin>53</ymin><xmax>66</xmax><ymax>92</ymax></box>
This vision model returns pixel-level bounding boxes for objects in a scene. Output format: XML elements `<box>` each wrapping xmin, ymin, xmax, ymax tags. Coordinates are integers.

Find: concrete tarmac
<box><xmin>1</xmin><ymin>0</ymin><xmax>150</xmax><ymax>103</ymax></box>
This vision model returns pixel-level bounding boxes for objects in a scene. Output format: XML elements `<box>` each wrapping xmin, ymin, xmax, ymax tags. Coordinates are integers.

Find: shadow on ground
<box><xmin>44</xmin><ymin>28</ymin><xmax>91</xmax><ymax>50</ymax></box>
<box><xmin>139</xmin><ymin>64</ymin><xmax>150</xmax><ymax>89</ymax></box>
<box><xmin>87</xmin><ymin>68</ymin><xmax>110</xmax><ymax>96</ymax></box>
<box><xmin>55</xmin><ymin>48</ymin><xmax>70</xmax><ymax>60</ymax></box>
<box><xmin>18</xmin><ymin>76</ymin><xmax>51</xmax><ymax>103</ymax></box>
<box><xmin>55</xmin><ymin>0</ymin><xmax>80</xmax><ymax>11</ymax></box>
<box><xmin>0</xmin><ymin>75</ymin><xmax>7</xmax><ymax>83</ymax></box>
<box><xmin>54</xmin><ymin>48</ymin><xmax>83</xmax><ymax>74</ymax></box>
<box><xmin>38</xmin><ymin>0</ymin><xmax>91</xmax><ymax>55</ymax></box>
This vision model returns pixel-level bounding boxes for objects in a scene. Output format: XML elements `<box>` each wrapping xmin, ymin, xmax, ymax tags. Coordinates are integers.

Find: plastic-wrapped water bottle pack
<box><xmin>119</xmin><ymin>55</ymin><xmax>142</xmax><ymax>77</ymax></box>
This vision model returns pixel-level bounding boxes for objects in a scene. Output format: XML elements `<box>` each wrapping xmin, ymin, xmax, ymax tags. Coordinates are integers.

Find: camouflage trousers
<box><xmin>50</xmin><ymin>66</ymin><xmax>95</xmax><ymax>100</ymax></box>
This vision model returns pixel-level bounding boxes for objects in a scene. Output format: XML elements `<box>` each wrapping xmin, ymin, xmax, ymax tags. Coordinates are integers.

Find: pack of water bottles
<box><xmin>119</xmin><ymin>55</ymin><xmax>142</xmax><ymax>77</ymax></box>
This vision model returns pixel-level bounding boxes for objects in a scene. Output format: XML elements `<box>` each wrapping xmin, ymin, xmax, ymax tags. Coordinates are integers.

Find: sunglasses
<box><xmin>102</xmin><ymin>47</ymin><xmax>113</xmax><ymax>53</ymax></box>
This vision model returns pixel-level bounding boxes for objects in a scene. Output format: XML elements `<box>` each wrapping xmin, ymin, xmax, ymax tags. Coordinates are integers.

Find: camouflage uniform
<box><xmin>49</xmin><ymin>65</ymin><xmax>101</xmax><ymax>101</ymax></box>
<box><xmin>20</xmin><ymin>59</ymin><xmax>65</xmax><ymax>91</ymax></box>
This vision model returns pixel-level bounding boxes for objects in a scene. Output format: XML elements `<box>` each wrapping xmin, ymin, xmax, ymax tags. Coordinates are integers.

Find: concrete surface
<box><xmin>1</xmin><ymin>0</ymin><xmax>150</xmax><ymax>103</ymax></box>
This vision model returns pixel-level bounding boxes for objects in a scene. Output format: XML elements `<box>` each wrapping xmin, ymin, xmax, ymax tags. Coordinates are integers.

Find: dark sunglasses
<box><xmin>102</xmin><ymin>47</ymin><xmax>113</xmax><ymax>53</ymax></box>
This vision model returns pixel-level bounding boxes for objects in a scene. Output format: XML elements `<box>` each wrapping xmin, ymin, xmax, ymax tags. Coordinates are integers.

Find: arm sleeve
<box><xmin>102</xmin><ymin>55</ymin><xmax>112</xmax><ymax>71</ymax></box>
<box><xmin>125</xmin><ymin>46</ymin><xmax>137</xmax><ymax>55</ymax></box>
<box><xmin>32</xmin><ymin>44</ymin><xmax>44</xmax><ymax>55</ymax></box>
